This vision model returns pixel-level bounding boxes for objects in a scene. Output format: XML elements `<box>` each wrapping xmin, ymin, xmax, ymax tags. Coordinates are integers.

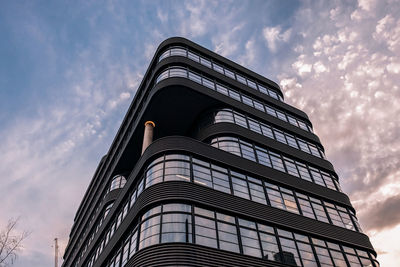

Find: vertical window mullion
<box><xmin>189</xmin><ymin>155</ymin><xmax>194</xmax><ymax>183</ymax></box>
<box><xmin>159</xmin><ymin>206</ymin><xmax>163</xmax><ymax>244</ymax></box>
<box><xmin>235</xmin><ymin>216</ymin><xmax>244</xmax><ymax>255</ymax></box>
<box><xmin>213</xmin><ymin>211</ymin><xmax>220</xmax><ymax>249</ymax></box>
<box><xmin>227</xmin><ymin>169</ymin><xmax>235</xmax><ymax>195</ymax></box>
<box><xmin>293</xmin><ymin>191</ymin><xmax>303</xmax><ymax>217</ymax></box>
<box><xmin>273</xmin><ymin>227</ymin><xmax>284</xmax><ymax>263</ymax></box>
<box><xmin>308</xmin><ymin>238</ymin><xmax>323</xmax><ymax>267</ymax></box>
<box><xmin>293</xmin><ymin>238</ymin><xmax>305</xmax><ymax>267</ymax></box>
<box><xmin>261</xmin><ymin>180</ymin><xmax>272</xmax><ymax>206</ymax></box>
<box><xmin>191</xmin><ymin>205</ymin><xmax>196</xmax><ymax>244</ymax></box>
<box><xmin>322</xmin><ymin>203</ymin><xmax>334</xmax><ymax>225</ymax></box>
<box><xmin>254</xmin><ymin>223</ymin><xmax>265</xmax><ymax>259</ymax></box>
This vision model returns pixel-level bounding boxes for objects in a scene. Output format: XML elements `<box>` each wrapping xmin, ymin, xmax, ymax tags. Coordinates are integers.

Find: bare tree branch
<box><xmin>0</xmin><ymin>218</ymin><xmax>29</xmax><ymax>267</ymax></box>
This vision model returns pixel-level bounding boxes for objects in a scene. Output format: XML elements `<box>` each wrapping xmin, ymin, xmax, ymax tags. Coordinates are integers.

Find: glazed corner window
<box><xmin>110</xmin><ymin>175</ymin><xmax>127</xmax><ymax>191</ymax></box>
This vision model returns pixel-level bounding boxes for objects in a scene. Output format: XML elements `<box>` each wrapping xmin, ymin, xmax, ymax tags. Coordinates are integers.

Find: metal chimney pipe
<box><xmin>141</xmin><ymin>121</ymin><xmax>155</xmax><ymax>155</ymax></box>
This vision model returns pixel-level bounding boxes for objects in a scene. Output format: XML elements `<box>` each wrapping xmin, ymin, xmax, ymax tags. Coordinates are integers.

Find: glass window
<box><xmin>346</xmin><ymin>253</ymin><xmax>362</xmax><ymax>267</ymax></box>
<box><xmin>261</xmin><ymin>125</ymin><xmax>274</xmax><ymax>139</ymax></box>
<box><xmin>330</xmin><ymin>250</ymin><xmax>347</xmax><ymax>267</ymax></box>
<box><xmin>188</xmin><ymin>71</ymin><xmax>202</xmax><ymax>84</ymax></box>
<box><xmin>284</xmin><ymin>158</ymin><xmax>300</xmax><ymax>177</ymax></box>
<box><xmin>287</xmin><ymin>116</ymin><xmax>299</xmax><ymax>127</ymax></box>
<box><xmin>217</xmin><ymin>222</ymin><xmax>239</xmax><ymax>253</ymax></box>
<box><xmin>259</xmin><ymin>232</ymin><xmax>280</xmax><ymax>261</ymax></box>
<box><xmin>193</xmin><ymin>164</ymin><xmax>212</xmax><ymax>188</ymax></box>
<box><xmin>248</xmin><ymin>119</ymin><xmax>262</xmax><ymax>134</ymax></box>
<box><xmin>249</xmin><ymin>182</ymin><xmax>267</xmax><ymax>204</ymax></box>
<box><xmin>129</xmin><ymin>229</ymin><xmax>138</xmax><ymax>256</ymax></box>
<box><xmin>212</xmin><ymin>169</ymin><xmax>231</xmax><ymax>194</ymax></box>
<box><xmin>212</xmin><ymin>63</ymin><xmax>224</xmax><ymax>74</ymax></box>
<box><xmin>161</xmin><ymin>213</ymin><xmax>192</xmax><ymax>243</ymax></box>
<box><xmin>139</xmin><ymin>215</ymin><xmax>161</xmax><ymax>249</ymax></box>
<box><xmin>200</xmin><ymin>57</ymin><xmax>212</xmax><ymax>68</ymax></box>
<box><xmin>219</xmin><ymin>140</ymin><xmax>241</xmax><ymax>156</ymax></box>
<box><xmin>269</xmin><ymin>151</ymin><xmax>285</xmax><ymax>172</ymax></box>
<box><xmin>159</xmin><ymin>50</ymin><xmax>170</xmax><ymax>61</ymax></box>
<box><xmin>266</xmin><ymin>187</ymin><xmax>285</xmax><ymax>210</ymax></box>
<box><xmin>240</xmin><ymin>227</ymin><xmax>262</xmax><ymax>258</ymax></box>
<box><xmin>228</xmin><ymin>89</ymin><xmax>241</xmax><ymax>101</ymax></box>
<box><xmin>266</xmin><ymin>106</ymin><xmax>277</xmax><ymax>117</ymax></box>
<box><xmin>315</xmin><ymin>246</ymin><xmax>334</xmax><ymax>266</ymax></box>
<box><xmin>279</xmin><ymin>237</ymin><xmax>301</xmax><ymax>266</ymax></box>
<box><xmin>274</xmin><ymin>130</ymin><xmax>287</xmax><ymax>144</ymax></box>
<box><xmin>142</xmin><ymin>206</ymin><xmax>162</xmax><ymax>221</ymax></box>
<box><xmin>232</xmin><ymin>176</ymin><xmax>250</xmax><ymax>200</ymax></box>
<box><xmin>202</xmin><ymin>77</ymin><xmax>215</xmax><ymax>90</ymax></box>
<box><xmin>256</xmin><ymin>149</ymin><xmax>272</xmax><ymax>167</ymax></box>
<box><xmin>238</xmin><ymin>218</ymin><xmax>256</xmax><ymax>229</ymax></box>
<box><xmin>110</xmin><ymin>175</ymin><xmax>127</xmax><ymax>191</ymax></box>
<box><xmin>164</xmin><ymin>160</ymin><xmax>191</xmax><ymax>182</ymax></box>
<box><xmin>298</xmin><ymin>121</ymin><xmax>309</xmax><ymax>131</ymax></box>
<box><xmin>309</xmin><ymin>145</ymin><xmax>321</xmax><ymax>158</ymax></box>
<box><xmin>322</xmin><ymin>173</ymin><xmax>337</xmax><ymax>190</ymax></box>
<box><xmin>169</xmin><ymin>68</ymin><xmax>187</xmax><ymax>78</ymax></box>
<box><xmin>233</xmin><ymin>113</ymin><xmax>247</xmax><ymax>128</ymax></box>
<box><xmin>269</xmin><ymin>90</ymin><xmax>279</xmax><ymax>100</ymax></box>
<box><xmin>216</xmin><ymin>84</ymin><xmax>229</xmax><ymax>95</ymax></box>
<box><xmin>247</xmin><ymin>80</ymin><xmax>257</xmax><ymax>89</ymax></box>
<box><xmin>188</xmin><ymin>51</ymin><xmax>200</xmax><ymax>62</ymax></box>
<box><xmin>310</xmin><ymin>169</ymin><xmax>326</xmax><ymax>187</ymax></box>
<box><xmin>145</xmin><ymin>162</ymin><xmax>163</xmax><ymax>187</ymax></box>
<box><xmin>258</xmin><ymin>85</ymin><xmax>268</xmax><ymax>94</ymax></box>
<box><xmin>297</xmin><ymin>242</ymin><xmax>318</xmax><ymax>267</ymax></box>
<box><xmin>282</xmin><ymin>193</ymin><xmax>299</xmax><ymax>213</ymax></box>
<box><xmin>240</xmin><ymin>142</ymin><xmax>256</xmax><ymax>161</ymax></box>
<box><xmin>297</xmin><ymin>163</ymin><xmax>312</xmax><ymax>182</ymax></box>
<box><xmin>121</xmin><ymin>240</ymin><xmax>130</xmax><ymax>266</ymax></box>
<box><xmin>286</xmin><ymin>135</ymin><xmax>299</xmax><ymax>149</ymax></box>
<box><xmin>253</xmin><ymin>100</ymin><xmax>264</xmax><ymax>112</ymax></box>
<box><xmin>326</xmin><ymin>206</ymin><xmax>345</xmax><ymax>228</ymax></box>
<box><xmin>297</xmin><ymin>197</ymin><xmax>316</xmax><ymax>219</ymax></box>
<box><xmin>194</xmin><ymin>206</ymin><xmax>215</xmax><ymax>218</ymax></box>
<box><xmin>276</xmin><ymin>111</ymin><xmax>288</xmax><ymax>122</ymax></box>
<box><xmin>312</xmin><ymin>203</ymin><xmax>329</xmax><ymax>223</ymax></box>
<box><xmin>224</xmin><ymin>69</ymin><xmax>235</xmax><ymax>79</ymax></box>
<box><xmin>216</xmin><ymin>212</ymin><xmax>235</xmax><ymax>224</ymax></box>
<box><xmin>298</xmin><ymin>140</ymin><xmax>311</xmax><ymax>154</ymax></box>
<box><xmin>242</xmin><ymin>95</ymin><xmax>253</xmax><ymax>107</ymax></box>
<box><xmin>236</xmin><ymin>74</ymin><xmax>247</xmax><ymax>85</ymax></box>
<box><xmin>170</xmin><ymin>47</ymin><xmax>186</xmax><ymax>57</ymax></box>
<box><xmin>195</xmin><ymin>216</ymin><xmax>217</xmax><ymax>248</ymax></box>
<box><xmin>163</xmin><ymin>203</ymin><xmax>191</xmax><ymax>213</ymax></box>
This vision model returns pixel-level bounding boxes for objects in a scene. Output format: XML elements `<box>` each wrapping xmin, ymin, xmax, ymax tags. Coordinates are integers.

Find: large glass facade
<box><xmin>79</xmin><ymin>153</ymin><xmax>369</xmax><ymax>267</ymax></box>
<box><xmin>155</xmin><ymin>67</ymin><xmax>313</xmax><ymax>133</ymax></box>
<box><xmin>200</xmin><ymin>108</ymin><xmax>326</xmax><ymax>159</ymax></box>
<box><xmin>158</xmin><ymin>46</ymin><xmax>284</xmax><ymax>102</ymax></box>
<box><xmin>100</xmin><ymin>202</ymin><xmax>377</xmax><ymax>267</ymax></box>
<box><xmin>210</xmin><ymin>136</ymin><xmax>341</xmax><ymax>192</ymax></box>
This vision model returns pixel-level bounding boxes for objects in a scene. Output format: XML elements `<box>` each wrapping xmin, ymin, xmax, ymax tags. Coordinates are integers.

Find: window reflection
<box><xmin>155</xmin><ymin>67</ymin><xmax>314</xmax><ymax>133</ymax></box>
<box><xmin>95</xmin><ymin>202</ymin><xmax>376</xmax><ymax>267</ymax></box>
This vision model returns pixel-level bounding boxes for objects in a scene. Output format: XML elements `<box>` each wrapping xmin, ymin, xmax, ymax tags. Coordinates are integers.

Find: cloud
<box><xmin>358</xmin><ymin>194</ymin><xmax>400</xmax><ymax>231</ymax></box>
<box><xmin>271</xmin><ymin>1</ymin><xmax>400</xmax><ymax>265</ymax></box>
<box><xmin>262</xmin><ymin>26</ymin><xmax>291</xmax><ymax>52</ymax></box>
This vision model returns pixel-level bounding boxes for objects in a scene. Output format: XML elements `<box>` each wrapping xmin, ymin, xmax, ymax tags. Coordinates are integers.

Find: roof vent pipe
<box><xmin>141</xmin><ymin>121</ymin><xmax>155</xmax><ymax>155</ymax></box>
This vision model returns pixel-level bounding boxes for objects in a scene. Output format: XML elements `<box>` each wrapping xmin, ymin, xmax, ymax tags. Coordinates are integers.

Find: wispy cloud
<box><xmin>263</xmin><ymin>26</ymin><xmax>292</xmax><ymax>53</ymax></box>
<box><xmin>271</xmin><ymin>2</ymin><xmax>400</xmax><ymax>265</ymax></box>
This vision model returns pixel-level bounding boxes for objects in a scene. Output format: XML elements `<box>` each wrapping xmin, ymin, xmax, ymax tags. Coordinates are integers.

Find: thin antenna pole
<box><xmin>54</xmin><ymin>238</ymin><xmax>59</xmax><ymax>267</ymax></box>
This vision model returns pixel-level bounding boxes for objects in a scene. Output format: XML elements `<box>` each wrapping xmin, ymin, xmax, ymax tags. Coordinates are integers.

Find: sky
<box><xmin>0</xmin><ymin>0</ymin><xmax>399</xmax><ymax>266</ymax></box>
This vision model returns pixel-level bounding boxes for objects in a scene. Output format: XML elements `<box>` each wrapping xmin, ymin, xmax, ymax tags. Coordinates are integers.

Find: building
<box><xmin>62</xmin><ymin>37</ymin><xmax>378</xmax><ymax>267</ymax></box>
